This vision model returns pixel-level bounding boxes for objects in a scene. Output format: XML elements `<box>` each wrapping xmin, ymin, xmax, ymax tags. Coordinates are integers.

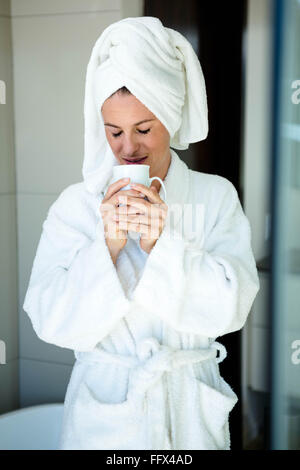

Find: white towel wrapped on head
<box><xmin>82</xmin><ymin>16</ymin><xmax>209</xmax><ymax>196</ymax></box>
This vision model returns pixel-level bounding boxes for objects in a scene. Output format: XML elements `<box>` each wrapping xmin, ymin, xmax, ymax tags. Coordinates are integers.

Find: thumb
<box><xmin>150</xmin><ymin>185</ymin><xmax>158</xmax><ymax>192</ymax></box>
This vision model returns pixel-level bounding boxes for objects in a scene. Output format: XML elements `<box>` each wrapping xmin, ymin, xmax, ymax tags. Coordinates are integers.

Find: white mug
<box><xmin>111</xmin><ymin>164</ymin><xmax>167</xmax><ymax>201</ymax></box>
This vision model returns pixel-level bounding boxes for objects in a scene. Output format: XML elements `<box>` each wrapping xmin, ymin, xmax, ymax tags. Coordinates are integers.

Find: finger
<box><xmin>115</xmin><ymin>205</ymin><xmax>161</xmax><ymax>220</ymax></box>
<box><xmin>101</xmin><ymin>188</ymin><xmax>143</xmax><ymax>216</ymax></box>
<box><xmin>104</xmin><ymin>220</ymin><xmax>124</xmax><ymax>239</ymax></box>
<box><xmin>102</xmin><ymin>178</ymin><xmax>130</xmax><ymax>202</ymax></box>
<box><xmin>117</xmin><ymin>200</ymin><xmax>164</xmax><ymax>220</ymax></box>
<box><xmin>110</xmin><ymin>189</ymin><xmax>145</xmax><ymax>211</ymax></box>
<box><xmin>116</xmin><ymin>189</ymin><xmax>145</xmax><ymax>199</ymax></box>
<box><xmin>118</xmin><ymin>219</ymin><xmax>161</xmax><ymax>239</ymax></box>
<box><xmin>129</xmin><ymin>183</ymin><xmax>161</xmax><ymax>204</ymax></box>
<box><xmin>116</xmin><ymin>206</ymin><xmax>144</xmax><ymax>215</ymax></box>
<box><xmin>117</xmin><ymin>195</ymin><xmax>148</xmax><ymax>212</ymax></box>
<box><xmin>117</xmin><ymin>220</ymin><xmax>149</xmax><ymax>235</ymax></box>
<box><xmin>114</xmin><ymin>213</ymin><xmax>160</xmax><ymax>226</ymax></box>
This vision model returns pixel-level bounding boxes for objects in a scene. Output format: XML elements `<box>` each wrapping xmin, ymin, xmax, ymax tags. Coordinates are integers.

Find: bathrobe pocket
<box><xmin>71</xmin><ymin>375</ymin><xmax>147</xmax><ymax>450</ymax></box>
<box><xmin>190</xmin><ymin>371</ymin><xmax>238</xmax><ymax>449</ymax></box>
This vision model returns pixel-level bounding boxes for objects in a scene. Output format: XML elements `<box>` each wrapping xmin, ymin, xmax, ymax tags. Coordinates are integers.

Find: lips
<box><xmin>123</xmin><ymin>156</ymin><xmax>148</xmax><ymax>164</ymax></box>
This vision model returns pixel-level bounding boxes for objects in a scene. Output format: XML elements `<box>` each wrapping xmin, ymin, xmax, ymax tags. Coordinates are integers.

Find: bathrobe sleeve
<box><xmin>132</xmin><ymin>179</ymin><xmax>260</xmax><ymax>338</ymax></box>
<box><xmin>22</xmin><ymin>187</ymin><xmax>130</xmax><ymax>352</ymax></box>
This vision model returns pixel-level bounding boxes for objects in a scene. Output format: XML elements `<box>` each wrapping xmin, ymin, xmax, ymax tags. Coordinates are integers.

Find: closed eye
<box><xmin>112</xmin><ymin>129</ymin><xmax>151</xmax><ymax>138</ymax></box>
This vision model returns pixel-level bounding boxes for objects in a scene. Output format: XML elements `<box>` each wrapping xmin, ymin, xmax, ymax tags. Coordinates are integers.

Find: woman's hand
<box><xmin>114</xmin><ymin>183</ymin><xmax>168</xmax><ymax>254</ymax></box>
<box><xmin>99</xmin><ymin>178</ymin><xmax>145</xmax><ymax>261</ymax></box>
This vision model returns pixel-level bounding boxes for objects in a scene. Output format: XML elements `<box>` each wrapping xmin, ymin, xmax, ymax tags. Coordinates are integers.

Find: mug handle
<box><xmin>149</xmin><ymin>177</ymin><xmax>167</xmax><ymax>201</ymax></box>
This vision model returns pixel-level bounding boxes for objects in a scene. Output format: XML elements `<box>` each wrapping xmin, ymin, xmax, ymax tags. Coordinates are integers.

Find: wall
<box><xmin>9</xmin><ymin>0</ymin><xmax>143</xmax><ymax>407</ymax></box>
<box><xmin>241</xmin><ymin>0</ymin><xmax>273</xmax><ymax>443</ymax></box>
<box><xmin>0</xmin><ymin>0</ymin><xmax>19</xmax><ymax>414</ymax></box>
<box><xmin>242</xmin><ymin>0</ymin><xmax>272</xmax><ymax>261</ymax></box>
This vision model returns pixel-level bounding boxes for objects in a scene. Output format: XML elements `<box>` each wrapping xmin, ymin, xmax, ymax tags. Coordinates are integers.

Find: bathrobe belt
<box><xmin>74</xmin><ymin>338</ymin><xmax>227</xmax><ymax>449</ymax></box>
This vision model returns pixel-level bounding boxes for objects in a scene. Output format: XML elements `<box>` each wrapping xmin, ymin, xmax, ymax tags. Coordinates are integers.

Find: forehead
<box><xmin>101</xmin><ymin>93</ymin><xmax>155</xmax><ymax>117</ymax></box>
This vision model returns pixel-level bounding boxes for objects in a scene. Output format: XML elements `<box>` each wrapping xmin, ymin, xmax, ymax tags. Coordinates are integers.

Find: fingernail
<box><xmin>123</xmin><ymin>178</ymin><xmax>130</xmax><ymax>181</ymax></box>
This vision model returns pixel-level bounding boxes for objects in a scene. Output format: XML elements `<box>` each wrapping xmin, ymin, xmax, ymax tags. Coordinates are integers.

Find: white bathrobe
<box><xmin>23</xmin><ymin>148</ymin><xmax>260</xmax><ymax>450</ymax></box>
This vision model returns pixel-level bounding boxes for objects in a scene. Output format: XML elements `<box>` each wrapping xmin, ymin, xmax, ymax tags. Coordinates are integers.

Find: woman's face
<box><xmin>101</xmin><ymin>92</ymin><xmax>171</xmax><ymax>181</ymax></box>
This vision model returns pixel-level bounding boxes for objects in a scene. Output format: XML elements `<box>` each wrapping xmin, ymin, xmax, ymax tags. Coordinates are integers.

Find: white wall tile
<box><xmin>0</xmin><ymin>195</ymin><xmax>18</xmax><ymax>362</ymax></box>
<box><xmin>120</xmin><ymin>0</ymin><xmax>144</xmax><ymax>19</ymax></box>
<box><xmin>10</xmin><ymin>0</ymin><xmax>120</xmax><ymax>16</ymax></box>
<box><xmin>0</xmin><ymin>16</ymin><xmax>16</xmax><ymax>193</ymax></box>
<box><xmin>0</xmin><ymin>0</ymin><xmax>10</xmax><ymax>17</ymax></box>
<box><xmin>12</xmin><ymin>11</ymin><xmax>122</xmax><ymax>194</ymax></box>
<box><xmin>19</xmin><ymin>358</ymin><xmax>73</xmax><ymax>407</ymax></box>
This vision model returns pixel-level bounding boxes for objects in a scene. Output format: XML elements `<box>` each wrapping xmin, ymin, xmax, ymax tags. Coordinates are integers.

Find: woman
<box><xmin>23</xmin><ymin>17</ymin><xmax>260</xmax><ymax>450</ymax></box>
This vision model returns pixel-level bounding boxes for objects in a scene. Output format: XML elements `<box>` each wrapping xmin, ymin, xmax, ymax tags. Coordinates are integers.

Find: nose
<box><xmin>120</xmin><ymin>133</ymin><xmax>140</xmax><ymax>157</ymax></box>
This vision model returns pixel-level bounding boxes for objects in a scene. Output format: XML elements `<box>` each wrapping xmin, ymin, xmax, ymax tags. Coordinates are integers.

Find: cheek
<box><xmin>149</xmin><ymin>134</ymin><xmax>168</xmax><ymax>151</ymax></box>
<box><xmin>106</xmin><ymin>136</ymin><xmax>121</xmax><ymax>158</ymax></box>
<box><xmin>107</xmin><ymin>135</ymin><xmax>119</xmax><ymax>150</ymax></box>
<box><xmin>148</xmin><ymin>133</ymin><xmax>161</xmax><ymax>147</ymax></box>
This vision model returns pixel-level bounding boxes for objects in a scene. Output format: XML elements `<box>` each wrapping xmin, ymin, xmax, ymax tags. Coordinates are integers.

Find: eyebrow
<box><xmin>104</xmin><ymin>119</ymin><xmax>155</xmax><ymax>128</ymax></box>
